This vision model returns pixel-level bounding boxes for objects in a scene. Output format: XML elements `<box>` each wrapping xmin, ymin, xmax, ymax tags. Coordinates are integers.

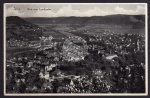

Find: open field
<box><xmin>39</xmin><ymin>24</ymin><xmax>145</xmax><ymax>37</ymax></box>
<box><xmin>6</xmin><ymin>47</ymin><xmax>36</xmax><ymax>59</ymax></box>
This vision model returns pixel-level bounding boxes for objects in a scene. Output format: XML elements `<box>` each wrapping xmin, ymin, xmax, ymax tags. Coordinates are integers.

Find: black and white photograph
<box><xmin>4</xmin><ymin>3</ymin><xmax>148</xmax><ymax>96</ymax></box>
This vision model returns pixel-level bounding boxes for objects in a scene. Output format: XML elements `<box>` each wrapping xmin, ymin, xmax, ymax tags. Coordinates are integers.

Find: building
<box><xmin>105</xmin><ymin>54</ymin><xmax>118</xmax><ymax>60</ymax></box>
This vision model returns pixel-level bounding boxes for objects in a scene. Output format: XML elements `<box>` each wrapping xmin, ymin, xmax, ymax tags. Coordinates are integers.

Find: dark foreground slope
<box><xmin>6</xmin><ymin>16</ymin><xmax>44</xmax><ymax>40</ymax></box>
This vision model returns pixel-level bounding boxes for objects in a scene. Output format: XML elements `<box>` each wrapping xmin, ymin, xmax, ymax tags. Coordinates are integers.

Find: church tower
<box><xmin>137</xmin><ymin>39</ymin><xmax>140</xmax><ymax>51</ymax></box>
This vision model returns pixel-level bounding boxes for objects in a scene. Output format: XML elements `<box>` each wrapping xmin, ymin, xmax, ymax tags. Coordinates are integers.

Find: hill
<box><xmin>23</xmin><ymin>15</ymin><xmax>145</xmax><ymax>28</ymax></box>
<box><xmin>6</xmin><ymin>16</ymin><xmax>44</xmax><ymax>41</ymax></box>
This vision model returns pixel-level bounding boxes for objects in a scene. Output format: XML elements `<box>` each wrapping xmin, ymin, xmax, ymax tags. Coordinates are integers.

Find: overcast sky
<box><xmin>5</xmin><ymin>3</ymin><xmax>146</xmax><ymax>17</ymax></box>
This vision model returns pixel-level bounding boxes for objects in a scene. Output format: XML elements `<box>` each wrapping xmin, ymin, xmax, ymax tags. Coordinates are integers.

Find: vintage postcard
<box><xmin>3</xmin><ymin>3</ymin><xmax>148</xmax><ymax>96</ymax></box>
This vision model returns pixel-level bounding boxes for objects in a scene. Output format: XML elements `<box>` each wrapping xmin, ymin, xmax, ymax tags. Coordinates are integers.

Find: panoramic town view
<box><xmin>5</xmin><ymin>4</ymin><xmax>146</xmax><ymax>94</ymax></box>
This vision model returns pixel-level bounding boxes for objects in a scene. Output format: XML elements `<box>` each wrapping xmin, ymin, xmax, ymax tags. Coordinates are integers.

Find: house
<box><xmin>105</xmin><ymin>54</ymin><xmax>118</xmax><ymax>60</ymax></box>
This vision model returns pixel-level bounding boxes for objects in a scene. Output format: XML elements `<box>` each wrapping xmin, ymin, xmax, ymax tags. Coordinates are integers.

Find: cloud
<box><xmin>81</xmin><ymin>7</ymin><xmax>109</xmax><ymax>16</ymax></box>
<box><xmin>56</xmin><ymin>5</ymin><xmax>108</xmax><ymax>17</ymax></box>
<box><xmin>6</xmin><ymin>5</ymin><xmax>109</xmax><ymax>17</ymax></box>
<box><xmin>115</xmin><ymin>5</ymin><xmax>145</xmax><ymax>15</ymax></box>
<box><xmin>5</xmin><ymin>4</ymin><xmax>146</xmax><ymax>17</ymax></box>
<box><xmin>27</xmin><ymin>5</ymin><xmax>109</xmax><ymax>17</ymax></box>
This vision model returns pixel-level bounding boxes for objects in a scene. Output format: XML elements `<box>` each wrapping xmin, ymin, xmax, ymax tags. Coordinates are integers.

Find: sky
<box><xmin>5</xmin><ymin>3</ymin><xmax>147</xmax><ymax>17</ymax></box>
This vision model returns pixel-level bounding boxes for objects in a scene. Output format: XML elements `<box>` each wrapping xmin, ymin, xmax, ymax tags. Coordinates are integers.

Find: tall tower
<box><xmin>137</xmin><ymin>39</ymin><xmax>140</xmax><ymax>51</ymax></box>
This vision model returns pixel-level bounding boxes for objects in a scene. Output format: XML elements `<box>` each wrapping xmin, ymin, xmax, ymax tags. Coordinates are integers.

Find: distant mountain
<box><xmin>23</xmin><ymin>15</ymin><xmax>145</xmax><ymax>28</ymax></box>
<box><xmin>6</xmin><ymin>16</ymin><xmax>44</xmax><ymax>40</ymax></box>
